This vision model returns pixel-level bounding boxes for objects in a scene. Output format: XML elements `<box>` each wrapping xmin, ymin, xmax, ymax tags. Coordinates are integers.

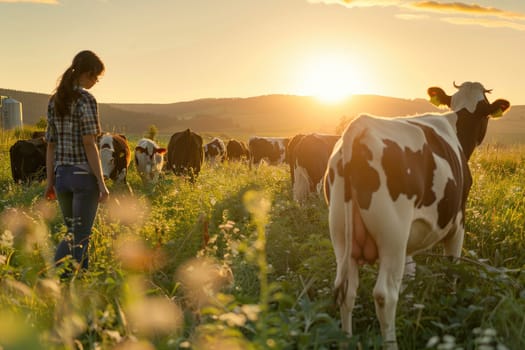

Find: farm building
<box><xmin>0</xmin><ymin>96</ymin><xmax>23</xmax><ymax>129</ymax></box>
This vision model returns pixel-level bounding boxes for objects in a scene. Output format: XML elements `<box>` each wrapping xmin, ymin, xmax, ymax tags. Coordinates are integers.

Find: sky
<box><xmin>1</xmin><ymin>0</ymin><xmax>524</xmax><ymax>105</ymax></box>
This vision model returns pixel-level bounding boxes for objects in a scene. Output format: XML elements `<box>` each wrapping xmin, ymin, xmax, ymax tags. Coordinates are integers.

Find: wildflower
<box><xmin>426</xmin><ymin>336</ymin><xmax>440</xmax><ymax>348</ymax></box>
<box><xmin>176</xmin><ymin>258</ymin><xmax>234</xmax><ymax>308</ymax></box>
<box><xmin>219</xmin><ymin>312</ymin><xmax>246</xmax><ymax>327</ymax></box>
<box><xmin>126</xmin><ymin>296</ymin><xmax>183</xmax><ymax>335</ymax></box>
<box><xmin>179</xmin><ymin>341</ymin><xmax>191</xmax><ymax>348</ymax></box>
<box><xmin>0</xmin><ymin>230</ymin><xmax>14</xmax><ymax>248</ymax></box>
<box><xmin>241</xmin><ymin>304</ymin><xmax>260</xmax><ymax>321</ymax></box>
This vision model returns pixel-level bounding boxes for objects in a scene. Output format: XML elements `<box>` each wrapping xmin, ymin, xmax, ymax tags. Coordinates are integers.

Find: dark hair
<box><xmin>52</xmin><ymin>50</ymin><xmax>105</xmax><ymax>118</ymax></box>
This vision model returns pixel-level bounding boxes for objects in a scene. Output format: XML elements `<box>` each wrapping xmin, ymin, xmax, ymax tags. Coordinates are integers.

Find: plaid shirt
<box><xmin>46</xmin><ymin>87</ymin><xmax>101</xmax><ymax>166</ymax></box>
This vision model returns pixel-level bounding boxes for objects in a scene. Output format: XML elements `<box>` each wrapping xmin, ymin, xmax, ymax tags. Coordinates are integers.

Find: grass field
<box><xmin>0</xmin><ymin>128</ymin><xmax>524</xmax><ymax>349</ymax></box>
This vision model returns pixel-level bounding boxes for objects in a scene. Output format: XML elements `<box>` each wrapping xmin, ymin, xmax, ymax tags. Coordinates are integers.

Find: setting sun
<box><xmin>297</xmin><ymin>54</ymin><xmax>364</xmax><ymax>103</ymax></box>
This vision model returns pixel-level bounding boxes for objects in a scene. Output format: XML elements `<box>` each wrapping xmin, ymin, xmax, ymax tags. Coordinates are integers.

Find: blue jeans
<box><xmin>54</xmin><ymin>165</ymin><xmax>99</xmax><ymax>270</ymax></box>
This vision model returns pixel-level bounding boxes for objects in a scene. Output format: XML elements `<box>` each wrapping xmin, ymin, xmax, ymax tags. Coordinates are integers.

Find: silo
<box><xmin>1</xmin><ymin>97</ymin><xmax>24</xmax><ymax>129</ymax></box>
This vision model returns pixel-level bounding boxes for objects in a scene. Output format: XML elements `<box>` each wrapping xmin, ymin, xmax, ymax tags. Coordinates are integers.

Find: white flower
<box><xmin>0</xmin><ymin>230</ymin><xmax>14</xmax><ymax>248</ymax></box>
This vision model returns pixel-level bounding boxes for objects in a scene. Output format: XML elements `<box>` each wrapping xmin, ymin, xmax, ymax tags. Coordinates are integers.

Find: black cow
<box><xmin>248</xmin><ymin>136</ymin><xmax>289</xmax><ymax>168</ymax></box>
<box><xmin>167</xmin><ymin>129</ymin><xmax>204</xmax><ymax>182</ymax></box>
<box><xmin>226</xmin><ymin>139</ymin><xmax>249</xmax><ymax>161</ymax></box>
<box><xmin>10</xmin><ymin>137</ymin><xmax>47</xmax><ymax>183</ymax></box>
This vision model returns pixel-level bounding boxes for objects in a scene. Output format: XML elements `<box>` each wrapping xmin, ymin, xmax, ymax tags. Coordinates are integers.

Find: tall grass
<box><xmin>1</xmin><ymin>129</ymin><xmax>524</xmax><ymax>349</ymax></box>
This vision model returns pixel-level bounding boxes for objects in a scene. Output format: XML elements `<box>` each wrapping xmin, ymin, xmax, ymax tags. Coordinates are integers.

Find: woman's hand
<box><xmin>98</xmin><ymin>182</ymin><xmax>110</xmax><ymax>203</ymax></box>
<box><xmin>45</xmin><ymin>185</ymin><xmax>56</xmax><ymax>201</ymax></box>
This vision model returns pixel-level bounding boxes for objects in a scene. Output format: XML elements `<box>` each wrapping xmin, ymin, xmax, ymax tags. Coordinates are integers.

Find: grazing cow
<box><xmin>167</xmin><ymin>128</ymin><xmax>204</xmax><ymax>182</ymax></box>
<box><xmin>248</xmin><ymin>136</ymin><xmax>289</xmax><ymax>168</ymax></box>
<box><xmin>31</xmin><ymin>131</ymin><xmax>46</xmax><ymax>139</ymax></box>
<box><xmin>204</xmin><ymin>137</ymin><xmax>226</xmax><ymax>166</ymax></box>
<box><xmin>290</xmin><ymin>133</ymin><xmax>339</xmax><ymax>202</ymax></box>
<box><xmin>285</xmin><ymin>133</ymin><xmax>305</xmax><ymax>186</ymax></box>
<box><xmin>323</xmin><ymin>82</ymin><xmax>510</xmax><ymax>349</ymax></box>
<box><xmin>99</xmin><ymin>133</ymin><xmax>132</xmax><ymax>184</ymax></box>
<box><xmin>134</xmin><ymin>138</ymin><xmax>167</xmax><ymax>184</ymax></box>
<box><xmin>9</xmin><ymin>136</ymin><xmax>47</xmax><ymax>183</ymax></box>
<box><xmin>226</xmin><ymin>139</ymin><xmax>249</xmax><ymax>161</ymax></box>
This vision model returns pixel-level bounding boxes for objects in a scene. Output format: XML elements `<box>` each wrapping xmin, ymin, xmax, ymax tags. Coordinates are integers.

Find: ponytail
<box><xmin>51</xmin><ymin>50</ymin><xmax>105</xmax><ymax>118</ymax></box>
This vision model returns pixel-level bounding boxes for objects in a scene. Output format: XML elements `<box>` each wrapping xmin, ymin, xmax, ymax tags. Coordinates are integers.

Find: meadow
<box><xmin>0</xmin><ymin>128</ymin><xmax>524</xmax><ymax>350</ymax></box>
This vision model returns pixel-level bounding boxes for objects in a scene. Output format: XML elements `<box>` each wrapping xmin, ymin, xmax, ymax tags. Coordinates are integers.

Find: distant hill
<box><xmin>1</xmin><ymin>88</ymin><xmax>524</xmax><ymax>143</ymax></box>
<box><xmin>110</xmin><ymin>94</ymin><xmax>443</xmax><ymax>136</ymax></box>
<box><xmin>0</xmin><ymin>88</ymin><xmax>163</xmax><ymax>134</ymax></box>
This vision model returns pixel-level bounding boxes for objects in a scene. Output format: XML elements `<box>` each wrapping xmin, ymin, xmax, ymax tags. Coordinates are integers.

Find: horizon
<box><xmin>1</xmin><ymin>1</ymin><xmax>525</xmax><ymax>105</ymax></box>
<box><xmin>0</xmin><ymin>86</ymin><xmax>469</xmax><ymax>107</ymax></box>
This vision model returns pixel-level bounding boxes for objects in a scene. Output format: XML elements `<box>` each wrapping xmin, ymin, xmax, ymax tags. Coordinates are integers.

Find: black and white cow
<box><xmin>99</xmin><ymin>133</ymin><xmax>132</xmax><ymax>184</ymax></box>
<box><xmin>9</xmin><ymin>136</ymin><xmax>47</xmax><ymax>183</ymax></box>
<box><xmin>134</xmin><ymin>138</ymin><xmax>166</xmax><ymax>184</ymax></box>
<box><xmin>204</xmin><ymin>137</ymin><xmax>226</xmax><ymax>166</ymax></box>
<box><xmin>285</xmin><ymin>133</ymin><xmax>305</xmax><ymax>186</ymax></box>
<box><xmin>226</xmin><ymin>139</ymin><xmax>249</xmax><ymax>161</ymax></box>
<box><xmin>289</xmin><ymin>133</ymin><xmax>339</xmax><ymax>202</ymax></box>
<box><xmin>167</xmin><ymin>128</ymin><xmax>204</xmax><ymax>182</ymax></box>
<box><xmin>323</xmin><ymin>82</ymin><xmax>510</xmax><ymax>349</ymax></box>
<box><xmin>248</xmin><ymin>136</ymin><xmax>289</xmax><ymax>168</ymax></box>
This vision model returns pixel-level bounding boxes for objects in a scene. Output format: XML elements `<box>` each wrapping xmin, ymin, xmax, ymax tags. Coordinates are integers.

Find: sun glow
<box><xmin>298</xmin><ymin>54</ymin><xmax>364</xmax><ymax>103</ymax></box>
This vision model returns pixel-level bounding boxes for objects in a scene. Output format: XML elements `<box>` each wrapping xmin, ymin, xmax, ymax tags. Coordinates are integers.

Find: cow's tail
<box><xmin>333</xmin><ymin>127</ymin><xmax>364</xmax><ymax>307</ymax></box>
<box><xmin>333</xmin><ymin>191</ymin><xmax>355</xmax><ymax>307</ymax></box>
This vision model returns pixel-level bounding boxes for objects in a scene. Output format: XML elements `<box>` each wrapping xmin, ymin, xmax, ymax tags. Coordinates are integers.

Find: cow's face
<box><xmin>135</xmin><ymin>144</ymin><xmax>166</xmax><ymax>180</ymax></box>
<box><xmin>428</xmin><ymin>82</ymin><xmax>510</xmax><ymax>118</ymax></box>
<box><xmin>428</xmin><ymin>82</ymin><xmax>510</xmax><ymax>159</ymax></box>
<box><xmin>99</xmin><ymin>134</ymin><xmax>116</xmax><ymax>178</ymax></box>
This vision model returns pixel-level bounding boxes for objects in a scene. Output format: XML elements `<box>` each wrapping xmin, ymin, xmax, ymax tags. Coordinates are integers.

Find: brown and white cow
<box><xmin>289</xmin><ymin>133</ymin><xmax>339</xmax><ymax>202</ymax></box>
<box><xmin>99</xmin><ymin>133</ymin><xmax>132</xmax><ymax>185</ymax></box>
<box><xmin>226</xmin><ymin>139</ymin><xmax>249</xmax><ymax>161</ymax></box>
<box><xmin>248</xmin><ymin>136</ymin><xmax>289</xmax><ymax>168</ymax></box>
<box><xmin>167</xmin><ymin>128</ymin><xmax>204</xmax><ymax>182</ymax></box>
<box><xmin>323</xmin><ymin>82</ymin><xmax>510</xmax><ymax>349</ymax></box>
<box><xmin>134</xmin><ymin>138</ymin><xmax>166</xmax><ymax>184</ymax></box>
<box><xmin>204</xmin><ymin>137</ymin><xmax>226</xmax><ymax>166</ymax></box>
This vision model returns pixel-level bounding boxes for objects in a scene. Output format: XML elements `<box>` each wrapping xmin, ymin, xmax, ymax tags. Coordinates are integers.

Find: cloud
<box><xmin>307</xmin><ymin>0</ymin><xmax>402</xmax><ymax>8</ymax></box>
<box><xmin>396</xmin><ymin>13</ymin><xmax>429</xmax><ymax>21</ymax></box>
<box><xmin>410</xmin><ymin>1</ymin><xmax>525</xmax><ymax>20</ymax></box>
<box><xmin>309</xmin><ymin>0</ymin><xmax>525</xmax><ymax>30</ymax></box>
<box><xmin>441</xmin><ymin>16</ymin><xmax>525</xmax><ymax>31</ymax></box>
<box><xmin>0</xmin><ymin>0</ymin><xmax>58</xmax><ymax>3</ymax></box>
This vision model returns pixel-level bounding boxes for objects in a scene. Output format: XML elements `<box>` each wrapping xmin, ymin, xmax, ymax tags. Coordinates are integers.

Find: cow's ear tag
<box><xmin>491</xmin><ymin>109</ymin><xmax>503</xmax><ymax>119</ymax></box>
<box><xmin>430</xmin><ymin>95</ymin><xmax>441</xmax><ymax>107</ymax></box>
<box><xmin>119</xmin><ymin>151</ymin><xmax>125</xmax><ymax>158</ymax></box>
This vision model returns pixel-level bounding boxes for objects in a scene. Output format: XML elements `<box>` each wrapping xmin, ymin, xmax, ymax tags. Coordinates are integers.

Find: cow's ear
<box><xmin>119</xmin><ymin>134</ymin><xmax>127</xmax><ymax>140</ymax></box>
<box><xmin>427</xmin><ymin>87</ymin><xmax>451</xmax><ymax>107</ymax></box>
<box><xmin>156</xmin><ymin>148</ymin><xmax>167</xmax><ymax>155</ymax></box>
<box><xmin>135</xmin><ymin>146</ymin><xmax>146</xmax><ymax>153</ymax></box>
<box><xmin>489</xmin><ymin>99</ymin><xmax>510</xmax><ymax>119</ymax></box>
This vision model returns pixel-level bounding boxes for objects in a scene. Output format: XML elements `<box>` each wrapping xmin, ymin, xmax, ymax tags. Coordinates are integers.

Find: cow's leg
<box><xmin>443</xmin><ymin>227</ymin><xmax>464</xmax><ymax>293</ymax></box>
<box><xmin>328</xmin><ymin>177</ymin><xmax>357</xmax><ymax>334</ymax></box>
<box><xmin>401</xmin><ymin>255</ymin><xmax>416</xmax><ymax>294</ymax></box>
<box><xmin>443</xmin><ymin>227</ymin><xmax>464</xmax><ymax>259</ymax></box>
<box><xmin>340</xmin><ymin>259</ymin><xmax>359</xmax><ymax>334</ymax></box>
<box><xmin>373</xmin><ymin>249</ymin><xmax>405</xmax><ymax>350</ymax></box>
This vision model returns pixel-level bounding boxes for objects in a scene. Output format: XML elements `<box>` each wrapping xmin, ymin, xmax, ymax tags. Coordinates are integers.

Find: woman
<box><xmin>45</xmin><ymin>50</ymin><xmax>109</xmax><ymax>274</ymax></box>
